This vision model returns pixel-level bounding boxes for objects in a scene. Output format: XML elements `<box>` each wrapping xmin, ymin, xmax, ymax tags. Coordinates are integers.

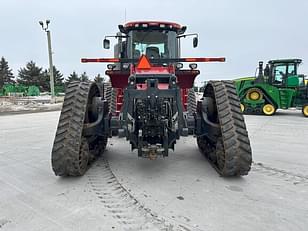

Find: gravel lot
<box><xmin>0</xmin><ymin>110</ymin><xmax>307</xmax><ymax>231</ymax></box>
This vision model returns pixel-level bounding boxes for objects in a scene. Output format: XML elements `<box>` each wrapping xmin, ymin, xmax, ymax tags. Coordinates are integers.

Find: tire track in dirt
<box><xmin>252</xmin><ymin>162</ymin><xmax>308</xmax><ymax>185</ymax></box>
<box><xmin>87</xmin><ymin>157</ymin><xmax>194</xmax><ymax>231</ymax></box>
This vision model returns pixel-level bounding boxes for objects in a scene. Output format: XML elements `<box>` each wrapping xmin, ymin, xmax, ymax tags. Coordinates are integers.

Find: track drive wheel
<box><xmin>197</xmin><ymin>80</ymin><xmax>252</xmax><ymax>176</ymax></box>
<box><xmin>302</xmin><ymin>104</ymin><xmax>308</xmax><ymax>117</ymax></box>
<box><xmin>51</xmin><ymin>81</ymin><xmax>109</xmax><ymax>176</ymax></box>
<box><xmin>246</xmin><ymin>88</ymin><xmax>263</xmax><ymax>101</ymax></box>
<box><xmin>262</xmin><ymin>103</ymin><xmax>276</xmax><ymax>116</ymax></box>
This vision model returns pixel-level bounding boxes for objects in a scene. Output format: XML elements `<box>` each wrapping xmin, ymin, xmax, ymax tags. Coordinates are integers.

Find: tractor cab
<box><xmin>266</xmin><ymin>59</ymin><xmax>303</xmax><ymax>88</ymax></box>
<box><xmin>82</xmin><ymin>21</ymin><xmax>224</xmax><ymax>116</ymax></box>
<box><xmin>99</xmin><ymin>21</ymin><xmax>203</xmax><ymax>89</ymax></box>
<box><xmin>124</xmin><ymin>21</ymin><xmax>184</xmax><ymax>60</ymax></box>
<box><xmin>103</xmin><ymin>21</ymin><xmax>195</xmax><ymax>65</ymax></box>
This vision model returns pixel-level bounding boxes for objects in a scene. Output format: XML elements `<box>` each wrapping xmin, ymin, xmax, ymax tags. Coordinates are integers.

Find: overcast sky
<box><xmin>1</xmin><ymin>0</ymin><xmax>307</xmax><ymax>85</ymax></box>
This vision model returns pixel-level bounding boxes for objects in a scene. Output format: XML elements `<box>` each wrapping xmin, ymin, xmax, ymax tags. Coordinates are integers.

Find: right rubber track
<box><xmin>103</xmin><ymin>82</ymin><xmax>117</xmax><ymax>115</ymax></box>
<box><xmin>51</xmin><ymin>81</ymin><xmax>91</xmax><ymax>176</ymax></box>
<box><xmin>200</xmin><ymin>80</ymin><xmax>252</xmax><ymax>176</ymax></box>
<box><xmin>187</xmin><ymin>88</ymin><xmax>197</xmax><ymax>115</ymax></box>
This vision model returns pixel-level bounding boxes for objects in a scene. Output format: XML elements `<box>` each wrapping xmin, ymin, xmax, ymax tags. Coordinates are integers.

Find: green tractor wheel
<box><xmin>302</xmin><ymin>104</ymin><xmax>308</xmax><ymax>117</ymax></box>
<box><xmin>262</xmin><ymin>103</ymin><xmax>276</xmax><ymax>116</ymax></box>
<box><xmin>246</xmin><ymin>88</ymin><xmax>263</xmax><ymax>101</ymax></box>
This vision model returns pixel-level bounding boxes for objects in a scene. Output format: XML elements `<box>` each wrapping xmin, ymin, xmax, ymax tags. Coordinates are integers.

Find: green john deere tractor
<box><xmin>234</xmin><ymin>59</ymin><xmax>308</xmax><ymax>117</ymax></box>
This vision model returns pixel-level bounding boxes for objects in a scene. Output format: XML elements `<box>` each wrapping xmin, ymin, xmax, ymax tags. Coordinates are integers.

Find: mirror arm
<box><xmin>177</xmin><ymin>33</ymin><xmax>198</xmax><ymax>39</ymax></box>
<box><xmin>104</xmin><ymin>35</ymin><xmax>129</xmax><ymax>39</ymax></box>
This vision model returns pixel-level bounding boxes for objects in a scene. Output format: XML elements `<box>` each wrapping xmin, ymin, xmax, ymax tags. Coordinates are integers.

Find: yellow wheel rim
<box><xmin>246</xmin><ymin>88</ymin><xmax>263</xmax><ymax>101</ymax></box>
<box><xmin>240</xmin><ymin>103</ymin><xmax>245</xmax><ymax>112</ymax></box>
<box><xmin>263</xmin><ymin>104</ymin><xmax>275</xmax><ymax>115</ymax></box>
<box><xmin>303</xmin><ymin>106</ymin><xmax>308</xmax><ymax>117</ymax></box>
<box><xmin>249</xmin><ymin>91</ymin><xmax>260</xmax><ymax>100</ymax></box>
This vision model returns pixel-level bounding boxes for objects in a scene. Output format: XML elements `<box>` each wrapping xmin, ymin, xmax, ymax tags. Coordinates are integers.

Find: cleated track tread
<box><xmin>51</xmin><ymin>81</ymin><xmax>106</xmax><ymax>176</ymax></box>
<box><xmin>187</xmin><ymin>88</ymin><xmax>197</xmax><ymax>115</ymax></box>
<box><xmin>198</xmin><ymin>80</ymin><xmax>252</xmax><ymax>176</ymax></box>
<box><xmin>103</xmin><ymin>82</ymin><xmax>117</xmax><ymax>115</ymax></box>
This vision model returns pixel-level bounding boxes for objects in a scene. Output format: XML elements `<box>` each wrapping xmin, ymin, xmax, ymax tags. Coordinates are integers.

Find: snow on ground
<box><xmin>0</xmin><ymin>96</ymin><xmax>63</xmax><ymax>114</ymax></box>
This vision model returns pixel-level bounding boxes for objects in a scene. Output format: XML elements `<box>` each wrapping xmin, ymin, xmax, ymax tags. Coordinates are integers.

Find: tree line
<box><xmin>0</xmin><ymin>56</ymin><xmax>105</xmax><ymax>92</ymax></box>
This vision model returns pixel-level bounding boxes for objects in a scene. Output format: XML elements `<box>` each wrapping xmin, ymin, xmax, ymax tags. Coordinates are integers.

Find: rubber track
<box><xmin>51</xmin><ymin>81</ymin><xmax>91</xmax><ymax>176</ymax></box>
<box><xmin>103</xmin><ymin>82</ymin><xmax>117</xmax><ymax>114</ymax></box>
<box><xmin>187</xmin><ymin>88</ymin><xmax>197</xmax><ymax>115</ymax></box>
<box><xmin>104</xmin><ymin>82</ymin><xmax>112</xmax><ymax>103</ymax></box>
<box><xmin>201</xmin><ymin>80</ymin><xmax>252</xmax><ymax>176</ymax></box>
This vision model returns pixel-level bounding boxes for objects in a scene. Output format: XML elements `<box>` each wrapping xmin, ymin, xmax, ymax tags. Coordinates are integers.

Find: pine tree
<box><xmin>44</xmin><ymin>66</ymin><xmax>65</xmax><ymax>87</ymax></box>
<box><xmin>0</xmin><ymin>57</ymin><xmax>15</xmax><ymax>89</ymax></box>
<box><xmin>52</xmin><ymin>66</ymin><xmax>65</xmax><ymax>85</ymax></box>
<box><xmin>65</xmin><ymin>71</ymin><xmax>80</xmax><ymax>85</ymax></box>
<box><xmin>94</xmin><ymin>73</ymin><xmax>104</xmax><ymax>83</ymax></box>
<box><xmin>80</xmin><ymin>71</ymin><xmax>89</xmax><ymax>82</ymax></box>
<box><xmin>17</xmin><ymin>61</ymin><xmax>46</xmax><ymax>90</ymax></box>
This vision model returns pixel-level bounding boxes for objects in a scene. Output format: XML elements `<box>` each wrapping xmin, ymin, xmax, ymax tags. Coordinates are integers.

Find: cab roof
<box><xmin>119</xmin><ymin>21</ymin><xmax>186</xmax><ymax>34</ymax></box>
<box><xmin>269</xmin><ymin>59</ymin><xmax>302</xmax><ymax>64</ymax></box>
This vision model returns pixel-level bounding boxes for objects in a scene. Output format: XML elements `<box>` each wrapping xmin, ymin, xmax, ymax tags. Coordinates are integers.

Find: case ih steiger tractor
<box><xmin>51</xmin><ymin>21</ymin><xmax>252</xmax><ymax>177</ymax></box>
<box><xmin>235</xmin><ymin>59</ymin><xmax>308</xmax><ymax>116</ymax></box>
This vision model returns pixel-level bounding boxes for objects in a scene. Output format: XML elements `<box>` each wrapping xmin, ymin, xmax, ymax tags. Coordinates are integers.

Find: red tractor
<box><xmin>51</xmin><ymin>21</ymin><xmax>252</xmax><ymax>177</ymax></box>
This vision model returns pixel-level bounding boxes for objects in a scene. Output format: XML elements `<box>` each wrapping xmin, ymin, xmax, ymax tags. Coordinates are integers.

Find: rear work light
<box><xmin>176</xmin><ymin>63</ymin><xmax>183</xmax><ymax>69</ymax></box>
<box><xmin>189</xmin><ymin>63</ymin><xmax>198</xmax><ymax>69</ymax></box>
<box><xmin>107</xmin><ymin>64</ymin><xmax>116</xmax><ymax>70</ymax></box>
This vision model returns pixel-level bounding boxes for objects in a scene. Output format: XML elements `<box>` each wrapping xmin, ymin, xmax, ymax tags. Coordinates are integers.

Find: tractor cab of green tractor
<box><xmin>267</xmin><ymin>59</ymin><xmax>304</xmax><ymax>88</ymax></box>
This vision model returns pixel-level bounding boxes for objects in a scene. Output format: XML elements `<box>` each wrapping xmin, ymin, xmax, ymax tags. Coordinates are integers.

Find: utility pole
<box><xmin>39</xmin><ymin>19</ymin><xmax>55</xmax><ymax>102</ymax></box>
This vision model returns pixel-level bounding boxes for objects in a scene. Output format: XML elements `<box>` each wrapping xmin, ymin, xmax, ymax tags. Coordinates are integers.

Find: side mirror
<box><xmin>103</xmin><ymin>39</ymin><xmax>110</xmax><ymax>49</ymax></box>
<box><xmin>193</xmin><ymin>37</ymin><xmax>198</xmax><ymax>48</ymax></box>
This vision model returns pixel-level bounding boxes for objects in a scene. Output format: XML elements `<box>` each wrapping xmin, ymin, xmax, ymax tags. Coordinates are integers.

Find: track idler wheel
<box><xmin>51</xmin><ymin>81</ymin><xmax>109</xmax><ymax>176</ymax></box>
<box><xmin>197</xmin><ymin>81</ymin><xmax>252</xmax><ymax>176</ymax></box>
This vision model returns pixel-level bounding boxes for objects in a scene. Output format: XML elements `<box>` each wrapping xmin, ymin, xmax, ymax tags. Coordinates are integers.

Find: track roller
<box><xmin>262</xmin><ymin>103</ymin><xmax>276</xmax><ymax>116</ymax></box>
